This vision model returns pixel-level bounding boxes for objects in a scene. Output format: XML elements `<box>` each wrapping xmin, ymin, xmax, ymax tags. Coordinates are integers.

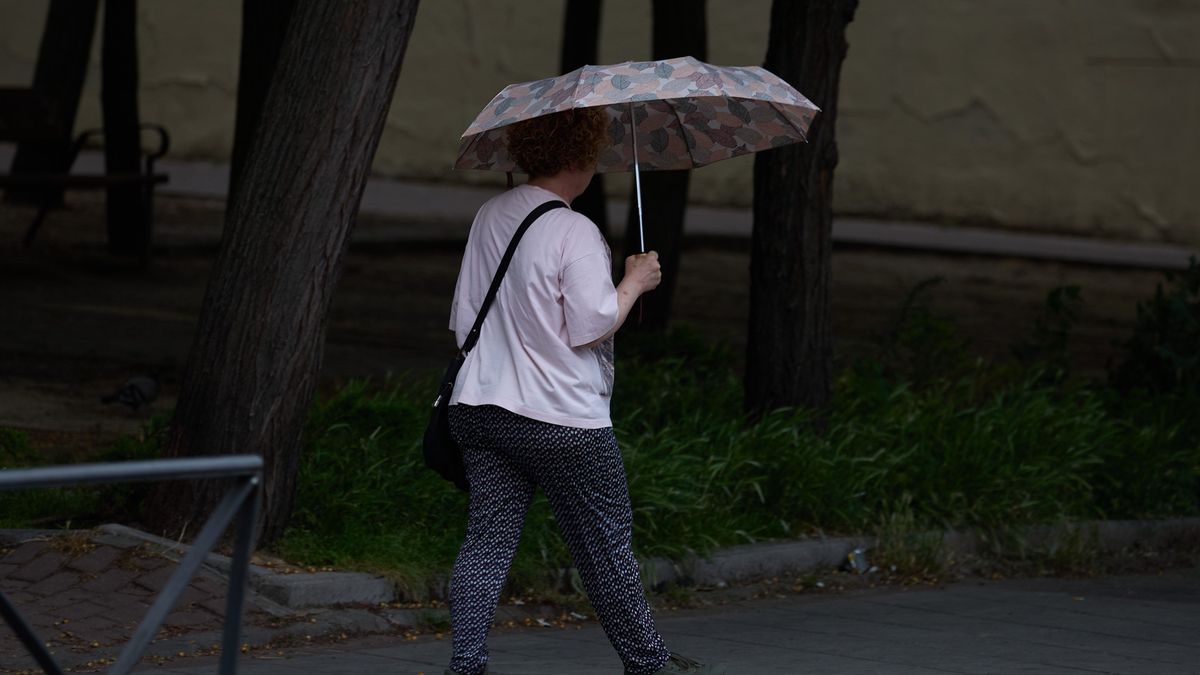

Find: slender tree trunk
<box><xmin>623</xmin><ymin>0</ymin><xmax>706</xmax><ymax>330</ymax></box>
<box><xmin>560</xmin><ymin>0</ymin><xmax>607</xmax><ymax>236</ymax></box>
<box><xmin>745</xmin><ymin>0</ymin><xmax>857</xmax><ymax>415</ymax></box>
<box><xmin>229</xmin><ymin>0</ymin><xmax>297</xmax><ymax>202</ymax></box>
<box><xmin>4</xmin><ymin>0</ymin><xmax>99</xmax><ymax>206</ymax></box>
<box><xmin>146</xmin><ymin>0</ymin><xmax>421</xmax><ymax>545</ymax></box>
<box><xmin>101</xmin><ymin>0</ymin><xmax>148</xmax><ymax>258</ymax></box>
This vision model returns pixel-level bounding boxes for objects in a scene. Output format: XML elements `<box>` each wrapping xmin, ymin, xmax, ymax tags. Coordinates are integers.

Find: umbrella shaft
<box><xmin>633</xmin><ymin>161</ymin><xmax>645</xmax><ymax>252</ymax></box>
<box><xmin>629</xmin><ymin>102</ymin><xmax>645</xmax><ymax>253</ymax></box>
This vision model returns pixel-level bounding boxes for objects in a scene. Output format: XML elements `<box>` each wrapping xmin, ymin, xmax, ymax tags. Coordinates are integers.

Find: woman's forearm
<box><xmin>578</xmin><ymin>251</ymin><xmax>661</xmax><ymax>350</ymax></box>
<box><xmin>580</xmin><ymin>278</ymin><xmax>640</xmax><ymax>350</ymax></box>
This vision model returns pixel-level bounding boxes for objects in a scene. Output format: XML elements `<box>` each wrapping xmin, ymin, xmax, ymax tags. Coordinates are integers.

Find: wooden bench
<box><xmin>0</xmin><ymin>87</ymin><xmax>169</xmax><ymax>248</ymax></box>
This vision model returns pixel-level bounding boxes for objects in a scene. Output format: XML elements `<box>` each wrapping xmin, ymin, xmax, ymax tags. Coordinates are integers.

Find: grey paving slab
<box><xmin>922</xmin><ymin>590</ymin><xmax>1200</xmax><ymax>643</ymax></box>
<box><xmin>800</xmin><ymin>595</ymin><xmax>1199</xmax><ymax>667</ymax></box>
<box><xmin>858</xmin><ymin>587</ymin><xmax>1200</xmax><ymax>653</ymax></box>
<box><xmin>133</xmin><ymin>568</ymin><xmax>1200</xmax><ymax>675</ymax></box>
<box><xmin>914</xmin><ymin>586</ymin><xmax>1200</xmax><ymax>631</ymax></box>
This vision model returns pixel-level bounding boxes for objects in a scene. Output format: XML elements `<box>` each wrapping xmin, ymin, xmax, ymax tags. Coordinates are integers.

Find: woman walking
<box><xmin>444</xmin><ymin>107</ymin><xmax>723</xmax><ymax>675</ymax></box>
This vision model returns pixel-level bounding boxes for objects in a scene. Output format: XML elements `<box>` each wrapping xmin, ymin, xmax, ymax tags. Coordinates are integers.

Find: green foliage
<box><xmin>0</xmin><ymin>427</ymin><xmax>99</xmax><ymax>528</ymax></box>
<box><xmin>0</xmin><ymin>419</ymin><xmax>169</xmax><ymax>529</ymax></box>
<box><xmin>873</xmin><ymin>495</ymin><xmax>949</xmax><ymax>576</ymax></box>
<box><xmin>1090</xmin><ymin>388</ymin><xmax>1200</xmax><ymax>519</ymax></box>
<box><xmin>0</xmin><ymin>427</ymin><xmax>36</xmax><ymax>467</ymax></box>
<box><xmin>7</xmin><ymin>274</ymin><xmax>1199</xmax><ymax>592</ymax></box>
<box><xmin>97</xmin><ymin>415</ymin><xmax>168</xmax><ymax>463</ymax></box>
<box><xmin>1012</xmin><ymin>285</ymin><xmax>1083</xmax><ymax>377</ymax></box>
<box><xmin>90</xmin><ymin>416</ymin><xmax>170</xmax><ymax>522</ymax></box>
<box><xmin>875</xmin><ymin>277</ymin><xmax>972</xmax><ymax>384</ymax></box>
<box><xmin>1112</xmin><ymin>258</ymin><xmax>1200</xmax><ymax>394</ymax></box>
<box><xmin>278</xmin><ymin>375</ymin><xmax>471</xmax><ymax>591</ymax></box>
<box><xmin>276</xmin><ymin>325</ymin><xmax>1199</xmax><ymax>589</ymax></box>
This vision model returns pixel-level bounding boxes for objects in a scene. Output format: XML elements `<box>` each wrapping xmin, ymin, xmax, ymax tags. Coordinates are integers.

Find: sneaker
<box><xmin>632</xmin><ymin>652</ymin><xmax>727</xmax><ymax>674</ymax></box>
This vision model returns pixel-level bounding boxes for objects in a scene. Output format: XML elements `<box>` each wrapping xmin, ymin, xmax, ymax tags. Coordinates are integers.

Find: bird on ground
<box><xmin>101</xmin><ymin>376</ymin><xmax>159</xmax><ymax>410</ymax></box>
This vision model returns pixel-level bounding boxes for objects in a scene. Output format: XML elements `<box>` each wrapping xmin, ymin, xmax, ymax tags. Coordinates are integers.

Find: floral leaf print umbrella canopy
<box><xmin>455</xmin><ymin>56</ymin><xmax>819</xmax><ymax>249</ymax></box>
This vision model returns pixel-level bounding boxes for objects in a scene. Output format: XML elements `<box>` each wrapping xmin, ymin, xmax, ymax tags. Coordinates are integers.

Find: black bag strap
<box><xmin>461</xmin><ymin>199</ymin><xmax>566</xmax><ymax>356</ymax></box>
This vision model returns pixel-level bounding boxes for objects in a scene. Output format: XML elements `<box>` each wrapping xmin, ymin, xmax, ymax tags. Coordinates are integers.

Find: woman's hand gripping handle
<box><xmin>580</xmin><ymin>251</ymin><xmax>662</xmax><ymax>349</ymax></box>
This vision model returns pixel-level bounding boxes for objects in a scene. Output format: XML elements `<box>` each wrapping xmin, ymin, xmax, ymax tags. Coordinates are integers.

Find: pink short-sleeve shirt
<box><xmin>448</xmin><ymin>184</ymin><xmax>618</xmax><ymax>429</ymax></box>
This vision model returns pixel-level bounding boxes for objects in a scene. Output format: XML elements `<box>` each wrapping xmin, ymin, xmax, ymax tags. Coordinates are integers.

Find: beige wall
<box><xmin>1</xmin><ymin>1</ymin><xmax>1197</xmax><ymax>244</ymax></box>
<box><xmin>840</xmin><ymin>0</ymin><xmax>1200</xmax><ymax>245</ymax></box>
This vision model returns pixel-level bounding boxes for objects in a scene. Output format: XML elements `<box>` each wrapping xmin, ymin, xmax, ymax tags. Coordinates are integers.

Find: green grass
<box><xmin>273</xmin><ymin>327</ymin><xmax>1200</xmax><ymax>593</ymax></box>
<box><xmin>0</xmin><ymin>428</ymin><xmax>101</xmax><ymax>528</ymax></box>
<box><xmin>4</xmin><ymin>280</ymin><xmax>1198</xmax><ymax>592</ymax></box>
<box><xmin>0</xmin><ymin>421</ymin><xmax>166</xmax><ymax>529</ymax></box>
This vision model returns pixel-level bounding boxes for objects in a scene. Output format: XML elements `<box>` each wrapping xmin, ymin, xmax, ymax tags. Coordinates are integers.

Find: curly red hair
<box><xmin>506</xmin><ymin>108</ymin><xmax>609</xmax><ymax>177</ymax></box>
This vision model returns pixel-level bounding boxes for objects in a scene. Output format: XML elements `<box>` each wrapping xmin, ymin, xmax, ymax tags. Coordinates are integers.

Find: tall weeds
<box><xmin>277</xmin><ymin>326</ymin><xmax>1200</xmax><ymax>586</ymax></box>
<box><xmin>4</xmin><ymin>274</ymin><xmax>1196</xmax><ymax>591</ymax></box>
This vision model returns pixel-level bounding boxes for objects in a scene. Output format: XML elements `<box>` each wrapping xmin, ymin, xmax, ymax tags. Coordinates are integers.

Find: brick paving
<box><xmin>0</xmin><ymin>531</ymin><xmax>267</xmax><ymax>673</ymax></box>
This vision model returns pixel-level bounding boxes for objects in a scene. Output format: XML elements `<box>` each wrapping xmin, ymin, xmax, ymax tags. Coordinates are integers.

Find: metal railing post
<box><xmin>109</xmin><ymin>480</ymin><xmax>255</xmax><ymax>674</ymax></box>
<box><xmin>219</xmin><ymin>474</ymin><xmax>260</xmax><ymax>675</ymax></box>
<box><xmin>0</xmin><ymin>591</ymin><xmax>66</xmax><ymax>675</ymax></box>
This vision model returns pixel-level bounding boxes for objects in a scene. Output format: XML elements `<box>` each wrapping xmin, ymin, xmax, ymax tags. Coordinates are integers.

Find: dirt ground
<box><xmin>0</xmin><ymin>194</ymin><xmax>1168</xmax><ymax>456</ymax></box>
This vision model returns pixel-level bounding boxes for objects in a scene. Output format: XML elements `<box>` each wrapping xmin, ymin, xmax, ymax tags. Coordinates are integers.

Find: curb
<box><xmin>941</xmin><ymin>517</ymin><xmax>1200</xmax><ymax>556</ymax></box>
<box><xmin>9</xmin><ymin>517</ymin><xmax>1199</xmax><ymax>612</ymax></box>
<box><xmin>95</xmin><ymin>524</ymin><xmax>395</xmax><ymax>611</ymax></box>
<box><xmin>643</xmin><ymin>535</ymin><xmax>875</xmax><ymax>589</ymax></box>
<box><xmin>100</xmin><ymin>517</ymin><xmax>1200</xmax><ymax>603</ymax></box>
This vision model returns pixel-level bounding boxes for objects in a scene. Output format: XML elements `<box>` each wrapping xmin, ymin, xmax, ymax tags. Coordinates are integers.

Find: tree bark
<box><xmin>622</xmin><ymin>0</ymin><xmax>706</xmax><ymax>331</ymax></box>
<box><xmin>560</xmin><ymin>0</ymin><xmax>607</xmax><ymax>236</ymax></box>
<box><xmin>146</xmin><ymin>0</ymin><xmax>420</xmax><ymax>545</ymax></box>
<box><xmin>229</xmin><ymin>0</ymin><xmax>297</xmax><ymax>202</ymax></box>
<box><xmin>4</xmin><ymin>0</ymin><xmax>99</xmax><ymax>206</ymax></box>
<box><xmin>745</xmin><ymin>0</ymin><xmax>857</xmax><ymax>415</ymax></box>
<box><xmin>101</xmin><ymin>0</ymin><xmax>148</xmax><ymax>258</ymax></box>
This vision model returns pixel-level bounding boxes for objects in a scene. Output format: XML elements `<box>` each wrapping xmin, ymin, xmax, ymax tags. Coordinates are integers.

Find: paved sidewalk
<box><xmin>139</xmin><ymin>568</ymin><xmax>1200</xmax><ymax>675</ymax></box>
<box><xmin>0</xmin><ymin>530</ymin><xmax>275</xmax><ymax>671</ymax></box>
<box><xmin>139</xmin><ymin>156</ymin><xmax>1200</xmax><ymax>269</ymax></box>
<box><xmin>6</xmin><ymin>147</ymin><xmax>1192</xmax><ymax>269</ymax></box>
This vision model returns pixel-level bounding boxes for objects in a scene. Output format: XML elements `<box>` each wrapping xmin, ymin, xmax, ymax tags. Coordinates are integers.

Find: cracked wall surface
<box><xmin>0</xmin><ymin>0</ymin><xmax>1196</xmax><ymax>244</ymax></box>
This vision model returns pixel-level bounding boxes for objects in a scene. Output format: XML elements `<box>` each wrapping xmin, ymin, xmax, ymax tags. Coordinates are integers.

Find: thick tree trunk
<box><xmin>229</xmin><ymin>0</ymin><xmax>297</xmax><ymax>202</ymax></box>
<box><xmin>560</xmin><ymin>0</ymin><xmax>607</xmax><ymax>236</ymax></box>
<box><xmin>4</xmin><ymin>0</ymin><xmax>98</xmax><ymax>206</ymax></box>
<box><xmin>622</xmin><ymin>0</ymin><xmax>705</xmax><ymax>331</ymax></box>
<box><xmin>745</xmin><ymin>0</ymin><xmax>857</xmax><ymax>414</ymax></box>
<box><xmin>101</xmin><ymin>0</ymin><xmax>148</xmax><ymax>258</ymax></box>
<box><xmin>146</xmin><ymin>0</ymin><xmax>420</xmax><ymax>545</ymax></box>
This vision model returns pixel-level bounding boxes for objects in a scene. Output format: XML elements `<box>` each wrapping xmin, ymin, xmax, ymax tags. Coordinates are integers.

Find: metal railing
<box><xmin>0</xmin><ymin>455</ymin><xmax>263</xmax><ymax>674</ymax></box>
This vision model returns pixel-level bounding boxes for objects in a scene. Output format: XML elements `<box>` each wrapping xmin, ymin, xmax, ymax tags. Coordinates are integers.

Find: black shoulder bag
<box><xmin>423</xmin><ymin>199</ymin><xmax>567</xmax><ymax>490</ymax></box>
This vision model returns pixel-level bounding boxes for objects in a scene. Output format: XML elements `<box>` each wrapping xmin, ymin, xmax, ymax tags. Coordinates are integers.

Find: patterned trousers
<box><xmin>446</xmin><ymin>403</ymin><xmax>670</xmax><ymax>675</ymax></box>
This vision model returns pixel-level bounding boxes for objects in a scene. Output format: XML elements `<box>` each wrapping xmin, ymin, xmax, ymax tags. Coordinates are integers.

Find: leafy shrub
<box><xmin>1012</xmin><ymin>285</ymin><xmax>1083</xmax><ymax>377</ymax></box>
<box><xmin>276</xmin><ymin>329</ymin><xmax>1200</xmax><ymax>587</ymax></box>
<box><xmin>0</xmin><ymin>427</ymin><xmax>36</xmax><ymax>468</ymax></box>
<box><xmin>1111</xmin><ymin>258</ymin><xmax>1200</xmax><ymax>393</ymax></box>
<box><xmin>6</xmin><ymin>301</ymin><xmax>1196</xmax><ymax>588</ymax></box>
<box><xmin>875</xmin><ymin>277</ymin><xmax>972</xmax><ymax>385</ymax></box>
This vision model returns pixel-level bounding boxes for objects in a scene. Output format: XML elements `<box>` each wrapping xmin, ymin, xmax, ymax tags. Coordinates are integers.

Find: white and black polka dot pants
<box><xmin>446</xmin><ymin>403</ymin><xmax>671</xmax><ymax>675</ymax></box>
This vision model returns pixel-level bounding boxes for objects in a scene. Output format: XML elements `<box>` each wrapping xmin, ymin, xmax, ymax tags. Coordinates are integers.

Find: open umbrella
<box><xmin>455</xmin><ymin>56</ymin><xmax>820</xmax><ymax>252</ymax></box>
